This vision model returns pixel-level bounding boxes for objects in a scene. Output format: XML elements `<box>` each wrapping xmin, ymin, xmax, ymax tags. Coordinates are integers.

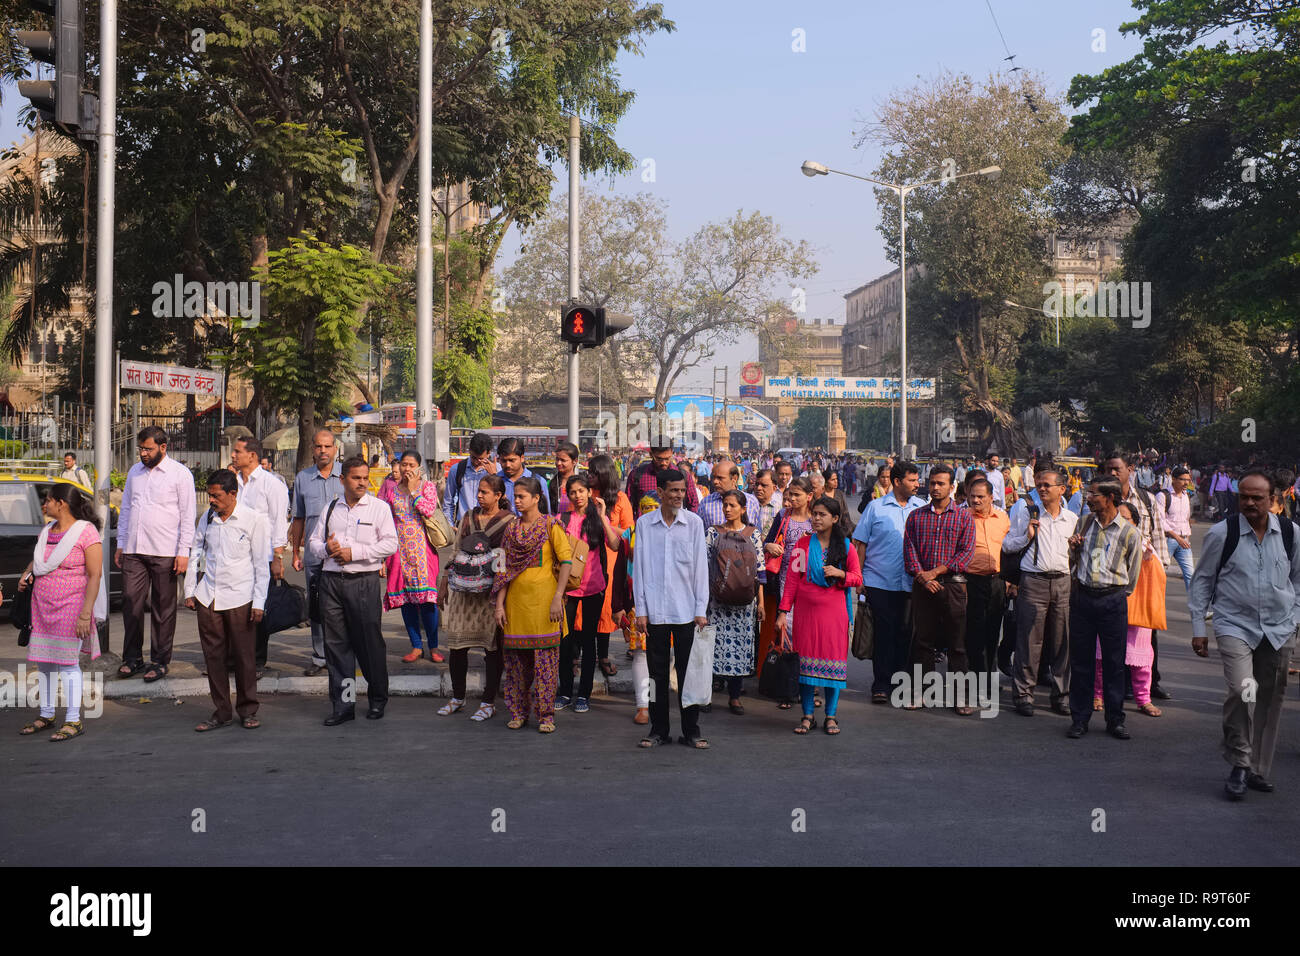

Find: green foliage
<box><xmin>851</xmin><ymin>408</ymin><xmax>893</xmax><ymax>452</ymax></box>
<box><xmin>792</xmin><ymin>407</ymin><xmax>827</xmax><ymax>448</ymax></box>
<box><xmin>1065</xmin><ymin>0</ymin><xmax>1300</xmax><ymax>457</ymax></box>
<box><xmin>0</xmin><ymin>438</ymin><xmax>27</xmax><ymax>456</ymax></box>
<box><xmin>245</xmin><ymin>234</ymin><xmax>398</xmax><ymax>420</ymax></box>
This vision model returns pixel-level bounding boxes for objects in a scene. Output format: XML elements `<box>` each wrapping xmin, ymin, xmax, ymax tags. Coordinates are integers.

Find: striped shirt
<box><xmin>1123</xmin><ymin>486</ymin><xmax>1170</xmax><ymax>566</ymax></box>
<box><xmin>903</xmin><ymin>502</ymin><xmax>975</xmax><ymax>577</ymax></box>
<box><xmin>1072</xmin><ymin>513</ymin><xmax>1144</xmax><ymax>594</ymax></box>
<box><xmin>696</xmin><ymin>490</ymin><xmax>761</xmax><ymax>529</ymax></box>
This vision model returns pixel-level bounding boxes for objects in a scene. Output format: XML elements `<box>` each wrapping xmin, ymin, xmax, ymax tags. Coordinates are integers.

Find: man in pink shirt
<box><xmin>115</xmin><ymin>426</ymin><xmax>197</xmax><ymax>682</ymax></box>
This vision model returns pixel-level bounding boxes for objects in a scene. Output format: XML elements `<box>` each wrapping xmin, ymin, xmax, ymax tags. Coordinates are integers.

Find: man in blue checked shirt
<box><xmin>852</xmin><ymin>460</ymin><xmax>927</xmax><ymax>702</ymax></box>
<box><xmin>696</xmin><ymin>460</ymin><xmax>761</xmax><ymax>528</ymax></box>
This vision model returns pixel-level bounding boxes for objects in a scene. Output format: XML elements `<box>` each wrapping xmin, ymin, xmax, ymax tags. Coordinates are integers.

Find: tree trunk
<box><xmin>297</xmin><ymin>396</ymin><xmax>316</xmax><ymax>472</ymax></box>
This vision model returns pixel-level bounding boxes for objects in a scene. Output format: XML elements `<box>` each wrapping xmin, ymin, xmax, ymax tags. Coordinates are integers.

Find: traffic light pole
<box><xmin>92</xmin><ymin>0</ymin><xmax>115</xmax><ymax>650</ymax></box>
<box><xmin>415</xmin><ymin>0</ymin><xmax>434</xmax><ymax>459</ymax></box>
<box><xmin>567</xmin><ymin>114</ymin><xmax>580</xmax><ymax>444</ymax></box>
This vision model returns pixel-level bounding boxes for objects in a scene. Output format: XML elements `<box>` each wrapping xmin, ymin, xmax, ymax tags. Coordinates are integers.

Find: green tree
<box><xmin>859</xmin><ymin>71</ymin><xmax>1069</xmax><ymax>455</ymax></box>
<box><xmin>247</xmin><ymin>235</ymin><xmax>398</xmax><ymax>468</ymax></box>
<box><xmin>792</xmin><ymin>407</ymin><xmax>827</xmax><ymax>448</ymax></box>
<box><xmin>1065</xmin><ymin>0</ymin><xmax>1300</xmax><ymax>457</ymax></box>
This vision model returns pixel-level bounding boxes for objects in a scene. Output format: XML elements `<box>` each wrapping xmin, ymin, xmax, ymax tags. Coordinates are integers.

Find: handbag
<box><xmin>681</xmin><ymin>625</ymin><xmax>716</xmax><ymax>708</ymax></box>
<box><xmin>1126</xmin><ymin>553</ymin><xmax>1168</xmax><ymax>630</ymax></box>
<box><xmin>566</xmin><ymin>533</ymin><xmax>590</xmax><ymax>591</ymax></box>
<box><xmin>421</xmin><ymin>505</ymin><xmax>454</xmax><ymax>550</ymax></box>
<box><xmin>851</xmin><ymin>591</ymin><xmax>874</xmax><ymax>660</ymax></box>
<box><xmin>262</xmin><ymin>578</ymin><xmax>308</xmax><ymax>635</ymax></box>
<box><xmin>764</xmin><ymin>514</ymin><xmax>788</xmax><ymax>576</ymax></box>
<box><xmin>11</xmin><ymin>581</ymin><xmax>33</xmax><ymax>646</ymax></box>
<box><xmin>758</xmin><ymin>647</ymin><xmax>800</xmax><ymax>700</ymax></box>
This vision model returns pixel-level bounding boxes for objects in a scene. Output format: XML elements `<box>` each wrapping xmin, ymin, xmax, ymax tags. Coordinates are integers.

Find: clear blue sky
<box><xmin>1</xmin><ymin>0</ymin><xmax>1146</xmax><ymax>391</ymax></box>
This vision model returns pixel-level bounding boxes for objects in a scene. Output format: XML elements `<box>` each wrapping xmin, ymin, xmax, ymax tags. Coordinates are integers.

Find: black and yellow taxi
<box><xmin>0</xmin><ymin>460</ymin><xmax>121</xmax><ymax>613</ymax></box>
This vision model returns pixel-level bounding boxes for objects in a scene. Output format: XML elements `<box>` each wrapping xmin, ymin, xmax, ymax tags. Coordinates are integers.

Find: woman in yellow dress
<box><xmin>493</xmin><ymin>476</ymin><xmax>572</xmax><ymax>733</ymax></box>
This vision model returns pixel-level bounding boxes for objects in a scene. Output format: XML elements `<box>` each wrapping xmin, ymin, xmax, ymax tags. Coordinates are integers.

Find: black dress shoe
<box><xmin>1066</xmin><ymin>722</ymin><xmax>1088</xmax><ymax>739</ymax></box>
<box><xmin>304</xmin><ymin>663</ymin><xmax>327</xmax><ymax>677</ymax></box>
<box><xmin>1051</xmin><ymin>699</ymin><xmax>1071</xmax><ymax>716</ymax></box>
<box><xmin>1106</xmin><ymin>723</ymin><xmax>1131</xmax><ymax>740</ymax></box>
<box><xmin>1014</xmin><ymin>701</ymin><xmax>1034</xmax><ymax>717</ymax></box>
<box><xmin>365</xmin><ymin>707</ymin><xmax>384</xmax><ymax>720</ymax></box>
<box><xmin>1246</xmin><ymin>772</ymin><xmax>1274</xmax><ymax>793</ymax></box>
<box><xmin>1225</xmin><ymin>766</ymin><xmax>1248</xmax><ymax>800</ymax></box>
<box><xmin>323</xmin><ymin>711</ymin><xmax>355</xmax><ymax>726</ymax></box>
<box><xmin>1150</xmin><ymin>683</ymin><xmax>1172</xmax><ymax>700</ymax></box>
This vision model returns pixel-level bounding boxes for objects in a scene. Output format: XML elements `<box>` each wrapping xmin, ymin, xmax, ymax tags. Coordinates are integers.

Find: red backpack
<box><xmin>711</xmin><ymin>526</ymin><xmax>758</xmax><ymax>605</ymax></box>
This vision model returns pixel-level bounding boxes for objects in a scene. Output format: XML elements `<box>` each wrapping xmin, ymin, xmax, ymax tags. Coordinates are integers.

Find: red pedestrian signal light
<box><xmin>561</xmin><ymin>305</ymin><xmax>600</xmax><ymax>347</ymax></box>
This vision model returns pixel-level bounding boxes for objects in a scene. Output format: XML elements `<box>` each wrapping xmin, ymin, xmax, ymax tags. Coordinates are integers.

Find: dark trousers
<box><xmin>121</xmin><ymin>554</ymin><xmax>179</xmax><ymax>666</ymax></box>
<box><xmin>911</xmin><ymin>579</ymin><xmax>969</xmax><ymax>675</ymax></box>
<box><xmin>646</xmin><ymin>622</ymin><xmax>700</xmax><ymax>740</ymax></box>
<box><xmin>964</xmin><ymin>573</ymin><xmax>1006</xmax><ymax>676</ymax></box>
<box><xmin>196</xmin><ymin>601</ymin><xmax>259</xmax><ymax>721</ymax></box>
<box><xmin>1068</xmin><ymin>587</ymin><xmax>1128</xmax><ymax>727</ymax></box>
<box><xmin>866</xmin><ymin>587</ymin><xmax>911</xmax><ymax>695</ymax></box>
<box><xmin>449</xmin><ymin>646</ymin><xmax>504</xmax><ymax>702</ymax></box>
<box><xmin>560</xmin><ymin>592</ymin><xmax>603</xmax><ymax>700</ymax></box>
<box><xmin>319</xmin><ymin>571</ymin><xmax>388</xmax><ymax>715</ymax></box>
<box><xmin>1013</xmin><ymin>572</ymin><xmax>1071</xmax><ymax>704</ymax></box>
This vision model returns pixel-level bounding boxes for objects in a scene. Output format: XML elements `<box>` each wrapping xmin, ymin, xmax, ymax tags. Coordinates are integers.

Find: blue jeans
<box><xmin>399</xmin><ymin>603</ymin><xmax>439</xmax><ymax>649</ymax></box>
<box><xmin>1167</xmin><ymin>536</ymin><xmax>1194</xmax><ymax>593</ymax></box>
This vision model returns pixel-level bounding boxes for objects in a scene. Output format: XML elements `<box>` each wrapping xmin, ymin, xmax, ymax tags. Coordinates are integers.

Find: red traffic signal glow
<box><xmin>561</xmin><ymin>305</ymin><xmax>600</xmax><ymax>346</ymax></box>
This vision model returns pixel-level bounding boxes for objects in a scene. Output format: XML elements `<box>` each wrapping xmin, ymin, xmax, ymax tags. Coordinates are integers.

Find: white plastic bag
<box><xmin>680</xmin><ymin>625</ymin><xmax>716</xmax><ymax>708</ymax></box>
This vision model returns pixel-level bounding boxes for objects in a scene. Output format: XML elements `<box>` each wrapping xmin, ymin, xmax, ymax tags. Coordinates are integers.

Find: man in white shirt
<box><xmin>60</xmin><ymin>452</ymin><xmax>90</xmax><ymax>488</ymax></box>
<box><xmin>115</xmin><ymin>426</ymin><xmax>197</xmax><ymax>682</ymax></box>
<box><xmin>184</xmin><ymin>469</ymin><xmax>270</xmax><ymax>731</ymax></box>
<box><xmin>633</xmin><ymin>468</ymin><xmax>710</xmax><ymax>749</ymax></box>
<box><xmin>231</xmin><ymin>435</ymin><xmax>290</xmax><ymax>672</ymax></box>
<box><xmin>308</xmin><ymin>456</ymin><xmax>399</xmax><ymax>725</ymax></box>
<box><xmin>1161</xmin><ymin>466</ymin><xmax>1195</xmax><ymax>592</ymax></box>
<box><xmin>1003</xmin><ymin>466</ymin><xmax>1078</xmax><ymax>716</ymax></box>
<box><xmin>985</xmin><ymin>454</ymin><xmax>1005</xmax><ymax>505</ymax></box>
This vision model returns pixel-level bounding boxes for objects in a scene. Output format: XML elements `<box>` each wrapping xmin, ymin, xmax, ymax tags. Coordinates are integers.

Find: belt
<box><xmin>935</xmin><ymin>573</ymin><xmax>967</xmax><ymax>584</ymax></box>
<box><xmin>1024</xmin><ymin>570</ymin><xmax>1068</xmax><ymax>579</ymax></box>
<box><xmin>321</xmin><ymin>570</ymin><xmax>380</xmax><ymax>579</ymax></box>
<box><xmin>1074</xmin><ymin>582</ymin><xmax>1125</xmax><ymax>596</ymax></box>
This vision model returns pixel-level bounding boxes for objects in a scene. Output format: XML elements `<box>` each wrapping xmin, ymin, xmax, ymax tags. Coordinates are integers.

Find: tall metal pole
<box><xmin>93</xmin><ymin>0</ymin><xmax>117</xmax><ymax>650</ymax></box>
<box><xmin>566</xmin><ymin>115</ymin><xmax>580</xmax><ymax>443</ymax></box>
<box><xmin>898</xmin><ymin>187</ymin><xmax>908</xmax><ymax>454</ymax></box>
<box><xmin>415</xmin><ymin>0</ymin><xmax>434</xmax><ymax>450</ymax></box>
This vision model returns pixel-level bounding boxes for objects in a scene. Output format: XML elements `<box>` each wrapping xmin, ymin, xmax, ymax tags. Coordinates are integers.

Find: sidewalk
<box><xmin>1</xmin><ymin>597</ymin><xmax>637</xmax><ymax>701</ymax></box>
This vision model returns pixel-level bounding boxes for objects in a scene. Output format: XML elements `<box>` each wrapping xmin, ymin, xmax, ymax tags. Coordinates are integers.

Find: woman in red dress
<box><xmin>775</xmin><ymin>495</ymin><xmax>862</xmax><ymax>736</ymax></box>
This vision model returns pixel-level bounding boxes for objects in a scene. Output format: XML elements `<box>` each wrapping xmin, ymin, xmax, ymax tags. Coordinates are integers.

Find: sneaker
<box><xmin>555</xmin><ymin>695</ymin><xmax>572</xmax><ymax>710</ymax></box>
<box><xmin>573</xmin><ymin>698</ymin><xmax>590</xmax><ymax>713</ymax></box>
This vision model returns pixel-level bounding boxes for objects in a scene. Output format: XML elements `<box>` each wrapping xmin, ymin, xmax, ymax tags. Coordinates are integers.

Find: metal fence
<box><xmin>0</xmin><ymin>406</ymin><xmax>225</xmax><ymax>475</ymax></box>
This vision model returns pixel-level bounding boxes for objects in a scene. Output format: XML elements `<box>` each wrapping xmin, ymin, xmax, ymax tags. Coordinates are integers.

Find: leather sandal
<box><xmin>794</xmin><ymin>715</ymin><xmax>816</xmax><ymax>735</ymax></box>
<box><xmin>20</xmin><ymin>716</ymin><xmax>57</xmax><ymax>735</ymax></box>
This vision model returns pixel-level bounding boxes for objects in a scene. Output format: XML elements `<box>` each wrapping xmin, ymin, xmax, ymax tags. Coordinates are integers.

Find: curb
<box><xmin>104</xmin><ymin>668</ymin><xmax>635</xmax><ymax>700</ymax></box>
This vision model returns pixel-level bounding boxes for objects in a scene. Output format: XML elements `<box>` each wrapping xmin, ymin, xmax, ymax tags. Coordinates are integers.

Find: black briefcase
<box><xmin>263</xmin><ymin>578</ymin><xmax>308</xmax><ymax>635</ymax></box>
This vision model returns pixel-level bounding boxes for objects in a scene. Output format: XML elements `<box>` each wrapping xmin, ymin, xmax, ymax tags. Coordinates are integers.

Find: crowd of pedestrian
<box><xmin>11</xmin><ymin>428</ymin><xmax>1299</xmax><ymax>801</ymax></box>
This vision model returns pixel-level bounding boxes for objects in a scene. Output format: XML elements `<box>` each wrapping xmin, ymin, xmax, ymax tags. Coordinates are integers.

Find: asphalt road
<box><xmin>1</xmin><ymin>519</ymin><xmax>1296</xmax><ymax>866</ymax></box>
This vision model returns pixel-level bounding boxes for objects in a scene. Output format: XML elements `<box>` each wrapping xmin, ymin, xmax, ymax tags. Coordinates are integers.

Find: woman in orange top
<box><xmin>585</xmin><ymin>454</ymin><xmax>634</xmax><ymax>676</ymax></box>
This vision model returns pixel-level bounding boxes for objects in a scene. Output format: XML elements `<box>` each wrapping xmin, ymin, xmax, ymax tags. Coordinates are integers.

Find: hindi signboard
<box><xmin>763</xmin><ymin>375</ymin><xmax>935</xmax><ymax>401</ymax></box>
<box><xmin>120</xmin><ymin>360</ymin><xmax>223</xmax><ymax>398</ymax></box>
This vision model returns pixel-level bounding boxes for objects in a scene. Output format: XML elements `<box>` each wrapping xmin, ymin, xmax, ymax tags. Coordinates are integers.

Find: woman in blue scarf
<box><xmin>775</xmin><ymin>495</ymin><xmax>862</xmax><ymax>735</ymax></box>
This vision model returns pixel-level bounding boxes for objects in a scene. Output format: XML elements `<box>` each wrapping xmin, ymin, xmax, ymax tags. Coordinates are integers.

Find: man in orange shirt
<box><xmin>964</xmin><ymin>477</ymin><xmax>1011</xmax><ymax>681</ymax></box>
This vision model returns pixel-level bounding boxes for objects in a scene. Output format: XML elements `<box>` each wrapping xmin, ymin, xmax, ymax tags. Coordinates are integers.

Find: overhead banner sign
<box><xmin>121</xmin><ymin>360</ymin><xmax>224</xmax><ymax>398</ymax></box>
<box><xmin>764</xmin><ymin>375</ymin><xmax>935</xmax><ymax>401</ymax></box>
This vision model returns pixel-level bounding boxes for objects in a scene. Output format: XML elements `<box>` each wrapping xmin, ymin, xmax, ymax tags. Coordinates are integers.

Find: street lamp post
<box><xmin>802</xmin><ymin>160</ymin><xmax>1001</xmax><ymax>454</ymax></box>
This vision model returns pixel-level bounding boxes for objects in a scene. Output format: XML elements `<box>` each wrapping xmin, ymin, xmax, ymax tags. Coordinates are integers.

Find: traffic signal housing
<box><xmin>17</xmin><ymin>0</ymin><xmax>85</xmax><ymax>130</ymax></box>
<box><xmin>561</xmin><ymin>305</ymin><xmax>634</xmax><ymax>348</ymax></box>
<box><xmin>561</xmin><ymin>304</ymin><xmax>600</xmax><ymax>347</ymax></box>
